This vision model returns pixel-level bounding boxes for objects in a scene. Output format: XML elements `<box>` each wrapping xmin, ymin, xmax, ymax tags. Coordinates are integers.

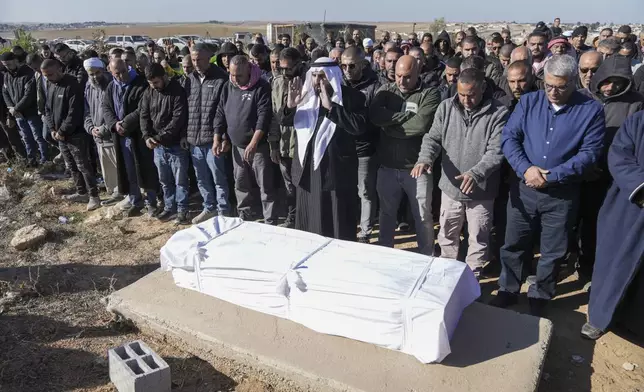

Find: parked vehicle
<box><xmin>156</xmin><ymin>37</ymin><xmax>189</xmax><ymax>51</ymax></box>
<box><xmin>64</xmin><ymin>39</ymin><xmax>93</xmax><ymax>53</ymax></box>
<box><xmin>104</xmin><ymin>35</ymin><xmax>147</xmax><ymax>51</ymax></box>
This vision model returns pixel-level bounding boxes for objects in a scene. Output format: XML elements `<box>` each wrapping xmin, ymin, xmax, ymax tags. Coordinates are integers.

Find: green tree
<box><xmin>428</xmin><ymin>17</ymin><xmax>447</xmax><ymax>35</ymax></box>
<box><xmin>12</xmin><ymin>28</ymin><xmax>37</xmax><ymax>54</ymax></box>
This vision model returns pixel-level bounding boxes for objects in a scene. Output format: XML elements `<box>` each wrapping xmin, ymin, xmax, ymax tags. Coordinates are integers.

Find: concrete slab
<box><xmin>108</xmin><ymin>269</ymin><xmax>553</xmax><ymax>392</ymax></box>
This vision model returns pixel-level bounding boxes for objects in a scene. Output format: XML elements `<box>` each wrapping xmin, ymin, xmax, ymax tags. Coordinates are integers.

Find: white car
<box><xmin>156</xmin><ymin>37</ymin><xmax>189</xmax><ymax>51</ymax></box>
<box><xmin>64</xmin><ymin>39</ymin><xmax>91</xmax><ymax>53</ymax></box>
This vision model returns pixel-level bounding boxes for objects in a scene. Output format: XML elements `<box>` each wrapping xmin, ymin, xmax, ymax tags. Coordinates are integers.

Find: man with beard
<box><xmin>352</xmin><ymin>30</ymin><xmax>363</xmax><ymax>48</ymax></box>
<box><xmin>341</xmin><ymin>46</ymin><xmax>381</xmax><ymax>243</ymax></box>
<box><xmin>548</xmin><ymin>36</ymin><xmax>573</xmax><ymax>57</ymax></box>
<box><xmin>83</xmin><ymin>58</ymin><xmax>123</xmax><ymax>207</ymax></box>
<box><xmin>489</xmin><ymin>35</ymin><xmax>504</xmax><ymax>59</ymax></box>
<box><xmin>214</xmin><ymin>55</ymin><xmax>278</xmax><ymax>224</ymax></box>
<box><xmin>363</xmin><ymin>39</ymin><xmax>374</xmax><ymax>60</ymax></box>
<box><xmin>578</xmin><ymin>51</ymin><xmax>603</xmax><ymax>90</ymax></box>
<box><xmin>140</xmin><ymin>63</ymin><xmax>190</xmax><ymax>224</ymax></box>
<box><xmin>186</xmin><ymin>44</ymin><xmax>231</xmax><ymax>223</ymax></box>
<box><xmin>281</xmin><ymin>34</ymin><xmax>292</xmax><ymax>48</ymax></box>
<box><xmin>597</xmin><ymin>38</ymin><xmax>621</xmax><ymax>58</ymax></box>
<box><xmin>0</xmin><ymin>61</ymin><xmax>27</xmax><ymax>161</ymax></box>
<box><xmin>551</xmin><ymin>18</ymin><xmax>563</xmax><ymax>38</ymax></box>
<box><xmin>271</xmin><ymin>48</ymin><xmax>305</xmax><ymax>228</ymax></box>
<box><xmin>439</xmin><ymin>57</ymin><xmax>462</xmax><ymax>101</ymax></box>
<box><xmin>571</xmin><ymin>26</ymin><xmax>592</xmax><ymax>61</ymax></box>
<box><xmin>528</xmin><ymin>32</ymin><xmax>548</xmax><ymax>75</ymax></box>
<box><xmin>270</xmin><ymin>47</ymin><xmax>282</xmax><ymax>79</ymax></box>
<box><xmin>305</xmin><ymin>37</ymin><xmax>317</xmax><ymax>60</ymax></box>
<box><xmin>600</xmin><ymin>28</ymin><xmax>614</xmax><ymax>41</ymax></box>
<box><xmin>615</xmin><ymin>25</ymin><xmax>633</xmax><ymax>44</ymax></box>
<box><xmin>40</xmin><ymin>44</ymin><xmax>55</xmax><ymax>60</ymax></box>
<box><xmin>215</xmin><ymin>42</ymin><xmax>239</xmax><ymax>73</ymax></box>
<box><xmin>376</xmin><ymin>31</ymin><xmax>391</xmax><ymax>51</ymax></box>
<box><xmin>103</xmin><ymin>58</ymin><xmax>159</xmax><ymax>217</ymax></box>
<box><xmin>460</xmin><ymin>36</ymin><xmax>502</xmax><ymax>86</ymax></box>
<box><xmin>179</xmin><ymin>56</ymin><xmax>193</xmax><ymax>88</ymax></box>
<box><xmin>574</xmin><ymin>56</ymin><xmax>644</xmax><ymax>286</ymax></box>
<box><xmin>41</xmin><ymin>59</ymin><xmax>100</xmax><ymax>210</ymax></box>
<box><xmin>370</xmin><ymin>55</ymin><xmax>441</xmax><ymax>254</ymax></box>
<box><xmin>392</xmin><ymin>33</ymin><xmax>403</xmax><ymax>47</ymax></box>
<box><xmin>379</xmin><ymin>47</ymin><xmax>403</xmax><ymax>85</ymax></box>
<box><xmin>582</xmin><ymin>111</ymin><xmax>644</xmax><ymax>341</ymax></box>
<box><xmin>434</xmin><ymin>30</ymin><xmax>455</xmax><ymax>62</ymax></box>
<box><xmin>501</xmin><ymin>29</ymin><xmax>514</xmax><ymax>46</ymax></box>
<box><xmin>1</xmin><ymin>52</ymin><xmax>48</xmax><ymax>166</ymax></box>
<box><xmin>280</xmin><ymin>57</ymin><xmax>367</xmax><ymax>239</ymax></box>
<box><xmin>249</xmin><ymin>44</ymin><xmax>272</xmax><ymax>81</ymax></box>
<box><xmin>493</xmin><ymin>55</ymin><xmax>605</xmax><ymax>317</ymax></box>
<box><xmin>414</xmin><ymin>68</ymin><xmax>508</xmax><ymax>277</ymax></box>
<box><xmin>53</xmin><ymin>43</ymin><xmax>87</xmax><ymax>86</ymax></box>
<box><xmin>619</xmin><ymin>42</ymin><xmax>642</xmax><ymax>74</ymax></box>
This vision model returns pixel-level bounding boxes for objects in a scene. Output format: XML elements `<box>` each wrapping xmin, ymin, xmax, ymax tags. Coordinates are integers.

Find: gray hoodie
<box><xmin>83</xmin><ymin>72</ymin><xmax>113</xmax><ymax>146</ymax></box>
<box><xmin>417</xmin><ymin>95</ymin><xmax>508</xmax><ymax>201</ymax></box>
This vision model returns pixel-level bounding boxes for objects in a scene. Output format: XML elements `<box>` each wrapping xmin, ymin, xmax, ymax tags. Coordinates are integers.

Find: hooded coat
<box><xmin>580</xmin><ymin>56</ymin><xmax>644</xmax><ymax>175</ymax></box>
<box><xmin>588</xmin><ymin>111</ymin><xmax>644</xmax><ymax>334</ymax></box>
<box><xmin>215</xmin><ymin>42</ymin><xmax>239</xmax><ymax>71</ymax></box>
<box><xmin>102</xmin><ymin>70</ymin><xmax>159</xmax><ymax>193</ymax></box>
<box><xmin>434</xmin><ymin>31</ymin><xmax>455</xmax><ymax>62</ymax></box>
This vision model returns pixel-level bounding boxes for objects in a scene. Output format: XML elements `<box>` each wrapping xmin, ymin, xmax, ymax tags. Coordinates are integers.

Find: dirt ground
<box><xmin>0</xmin><ymin>161</ymin><xmax>642</xmax><ymax>392</ymax></box>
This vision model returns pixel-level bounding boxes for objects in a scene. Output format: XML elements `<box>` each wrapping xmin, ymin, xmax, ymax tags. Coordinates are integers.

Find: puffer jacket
<box><xmin>582</xmin><ymin>56</ymin><xmax>644</xmax><ymax>175</ymax></box>
<box><xmin>346</xmin><ymin>66</ymin><xmax>381</xmax><ymax>157</ymax></box>
<box><xmin>140</xmin><ymin>78</ymin><xmax>188</xmax><ymax>146</ymax></box>
<box><xmin>62</xmin><ymin>55</ymin><xmax>88</xmax><ymax>87</ymax></box>
<box><xmin>186</xmin><ymin>65</ymin><xmax>228</xmax><ymax>146</ymax></box>
<box><xmin>2</xmin><ymin>65</ymin><xmax>38</xmax><ymax>117</ymax></box>
<box><xmin>84</xmin><ymin>72</ymin><xmax>113</xmax><ymax>145</ymax></box>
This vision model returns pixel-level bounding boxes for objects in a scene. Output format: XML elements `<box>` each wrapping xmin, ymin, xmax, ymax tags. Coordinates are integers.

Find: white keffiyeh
<box><xmin>293</xmin><ymin>57</ymin><xmax>344</xmax><ymax>170</ymax></box>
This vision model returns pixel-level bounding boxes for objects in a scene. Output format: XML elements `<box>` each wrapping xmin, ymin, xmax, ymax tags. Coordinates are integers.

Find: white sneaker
<box><xmin>191</xmin><ymin>210</ymin><xmax>216</xmax><ymax>225</ymax></box>
<box><xmin>87</xmin><ymin>196</ymin><xmax>101</xmax><ymax>211</ymax></box>
<box><xmin>62</xmin><ymin>193</ymin><xmax>89</xmax><ymax>203</ymax></box>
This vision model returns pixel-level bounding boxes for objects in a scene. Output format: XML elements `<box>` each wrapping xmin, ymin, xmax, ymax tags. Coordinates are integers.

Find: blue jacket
<box><xmin>501</xmin><ymin>90</ymin><xmax>605</xmax><ymax>184</ymax></box>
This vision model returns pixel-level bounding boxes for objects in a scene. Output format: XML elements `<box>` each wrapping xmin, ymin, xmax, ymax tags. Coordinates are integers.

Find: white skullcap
<box><xmin>83</xmin><ymin>57</ymin><xmax>105</xmax><ymax>70</ymax></box>
<box><xmin>363</xmin><ymin>38</ymin><xmax>374</xmax><ymax>48</ymax></box>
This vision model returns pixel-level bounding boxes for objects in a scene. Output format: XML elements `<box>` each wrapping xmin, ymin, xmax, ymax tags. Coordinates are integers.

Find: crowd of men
<box><xmin>0</xmin><ymin>19</ymin><xmax>642</xmax><ymax>340</ymax></box>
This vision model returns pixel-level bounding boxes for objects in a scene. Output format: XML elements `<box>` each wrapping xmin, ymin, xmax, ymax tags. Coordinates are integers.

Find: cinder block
<box><xmin>108</xmin><ymin>340</ymin><xmax>170</xmax><ymax>392</ymax></box>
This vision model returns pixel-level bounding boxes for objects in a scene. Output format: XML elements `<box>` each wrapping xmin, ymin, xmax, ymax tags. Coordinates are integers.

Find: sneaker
<box><xmin>580</xmin><ymin>322</ymin><xmax>604</xmax><ymax>340</ymax></box>
<box><xmin>53</xmin><ymin>153</ymin><xmax>64</xmax><ymax>165</ymax></box>
<box><xmin>279</xmin><ymin>218</ymin><xmax>295</xmax><ymax>229</ymax></box>
<box><xmin>101</xmin><ymin>194</ymin><xmax>124</xmax><ymax>207</ymax></box>
<box><xmin>397</xmin><ymin>222</ymin><xmax>410</xmax><ymax>232</ymax></box>
<box><xmin>116</xmin><ymin>196</ymin><xmax>131</xmax><ymax>211</ymax></box>
<box><xmin>192</xmin><ymin>209</ymin><xmax>216</xmax><ymax>225</ymax></box>
<box><xmin>86</xmin><ymin>196</ymin><xmax>101</xmax><ymax>211</ymax></box>
<box><xmin>147</xmin><ymin>205</ymin><xmax>161</xmax><ymax>218</ymax></box>
<box><xmin>124</xmin><ymin>205</ymin><xmax>143</xmax><ymax>217</ymax></box>
<box><xmin>488</xmin><ymin>291</ymin><xmax>519</xmax><ymax>309</ymax></box>
<box><xmin>156</xmin><ymin>210</ymin><xmax>174</xmax><ymax>222</ymax></box>
<box><xmin>62</xmin><ymin>193</ymin><xmax>89</xmax><ymax>203</ymax></box>
<box><xmin>528</xmin><ymin>298</ymin><xmax>549</xmax><ymax>318</ymax></box>
<box><xmin>174</xmin><ymin>211</ymin><xmax>189</xmax><ymax>225</ymax></box>
<box><xmin>357</xmin><ymin>236</ymin><xmax>370</xmax><ymax>244</ymax></box>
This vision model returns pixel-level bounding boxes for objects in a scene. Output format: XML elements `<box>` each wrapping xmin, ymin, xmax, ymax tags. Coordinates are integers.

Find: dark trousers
<box><xmin>499</xmin><ymin>182</ymin><xmax>580</xmax><ymax>300</ymax></box>
<box><xmin>0</xmin><ymin>118</ymin><xmax>27</xmax><ymax>160</ymax></box>
<box><xmin>279</xmin><ymin>156</ymin><xmax>296</xmax><ymax>221</ymax></box>
<box><xmin>59</xmin><ymin>134</ymin><xmax>98</xmax><ymax>197</ymax></box>
<box><xmin>576</xmin><ymin>179</ymin><xmax>610</xmax><ymax>279</ymax></box>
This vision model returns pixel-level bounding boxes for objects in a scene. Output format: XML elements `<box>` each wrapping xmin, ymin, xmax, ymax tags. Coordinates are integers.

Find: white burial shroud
<box><xmin>160</xmin><ymin>216</ymin><xmax>481</xmax><ymax>363</ymax></box>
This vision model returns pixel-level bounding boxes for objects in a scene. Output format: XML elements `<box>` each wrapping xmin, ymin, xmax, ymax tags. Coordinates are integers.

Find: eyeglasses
<box><xmin>580</xmin><ymin>67</ymin><xmax>599</xmax><ymax>74</ymax></box>
<box><xmin>544</xmin><ymin>82</ymin><xmax>571</xmax><ymax>92</ymax></box>
<box><xmin>340</xmin><ymin>63</ymin><xmax>357</xmax><ymax>70</ymax></box>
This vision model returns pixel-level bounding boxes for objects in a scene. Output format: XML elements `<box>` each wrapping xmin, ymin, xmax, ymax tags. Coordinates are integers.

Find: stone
<box><xmin>10</xmin><ymin>225</ymin><xmax>48</xmax><ymax>251</ymax></box>
<box><xmin>622</xmin><ymin>362</ymin><xmax>638</xmax><ymax>371</ymax></box>
<box><xmin>84</xmin><ymin>212</ymin><xmax>104</xmax><ymax>225</ymax></box>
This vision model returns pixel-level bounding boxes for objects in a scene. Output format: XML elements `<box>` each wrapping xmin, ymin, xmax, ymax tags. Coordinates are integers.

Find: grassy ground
<box><xmin>0</xmin><ymin>162</ymin><xmax>642</xmax><ymax>392</ymax></box>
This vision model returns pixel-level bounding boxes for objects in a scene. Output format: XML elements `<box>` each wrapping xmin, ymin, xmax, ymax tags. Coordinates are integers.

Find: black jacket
<box><xmin>2</xmin><ymin>65</ymin><xmax>38</xmax><ymax>117</ymax></box>
<box><xmin>62</xmin><ymin>55</ymin><xmax>88</xmax><ymax>87</ymax></box>
<box><xmin>434</xmin><ymin>30</ymin><xmax>455</xmax><ymax>62</ymax></box>
<box><xmin>102</xmin><ymin>74</ymin><xmax>149</xmax><ymax>138</ymax></box>
<box><xmin>44</xmin><ymin>73</ymin><xmax>84</xmax><ymax>137</ymax></box>
<box><xmin>346</xmin><ymin>66</ymin><xmax>381</xmax><ymax>157</ymax></box>
<box><xmin>214</xmin><ymin>78</ymin><xmax>274</xmax><ymax>148</ymax></box>
<box><xmin>140</xmin><ymin>78</ymin><xmax>188</xmax><ymax>146</ymax></box>
<box><xmin>185</xmin><ymin>65</ymin><xmax>228</xmax><ymax>146</ymax></box>
<box><xmin>583</xmin><ymin>56</ymin><xmax>644</xmax><ymax>172</ymax></box>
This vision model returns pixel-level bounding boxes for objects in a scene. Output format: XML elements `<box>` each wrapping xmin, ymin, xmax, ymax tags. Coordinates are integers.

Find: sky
<box><xmin>2</xmin><ymin>0</ymin><xmax>643</xmax><ymax>25</ymax></box>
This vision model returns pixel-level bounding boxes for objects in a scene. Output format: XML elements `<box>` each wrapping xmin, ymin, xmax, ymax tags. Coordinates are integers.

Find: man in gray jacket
<box><xmin>83</xmin><ymin>58</ymin><xmax>123</xmax><ymax>206</ymax></box>
<box><xmin>412</xmin><ymin>69</ymin><xmax>508</xmax><ymax>276</ymax></box>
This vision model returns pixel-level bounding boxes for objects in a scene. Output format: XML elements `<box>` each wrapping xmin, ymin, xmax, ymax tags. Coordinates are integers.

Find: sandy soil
<box><xmin>0</xmin><ymin>162</ymin><xmax>642</xmax><ymax>392</ymax></box>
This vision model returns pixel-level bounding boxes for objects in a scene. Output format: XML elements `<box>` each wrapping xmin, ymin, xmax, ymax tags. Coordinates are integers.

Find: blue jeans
<box><xmin>120</xmin><ymin>136</ymin><xmax>156</xmax><ymax>207</ymax></box>
<box><xmin>16</xmin><ymin>115</ymin><xmax>48</xmax><ymax>163</ymax></box>
<box><xmin>499</xmin><ymin>182</ymin><xmax>580</xmax><ymax>300</ymax></box>
<box><xmin>154</xmin><ymin>145</ymin><xmax>189</xmax><ymax>213</ymax></box>
<box><xmin>190</xmin><ymin>143</ymin><xmax>230</xmax><ymax>213</ymax></box>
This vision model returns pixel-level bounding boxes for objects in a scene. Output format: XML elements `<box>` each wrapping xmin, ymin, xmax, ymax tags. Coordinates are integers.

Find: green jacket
<box><xmin>369</xmin><ymin>82</ymin><xmax>441</xmax><ymax>169</ymax></box>
<box><xmin>271</xmin><ymin>75</ymin><xmax>294</xmax><ymax>158</ymax></box>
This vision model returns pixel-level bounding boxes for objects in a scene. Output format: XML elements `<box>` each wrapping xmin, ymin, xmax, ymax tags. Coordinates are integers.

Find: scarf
<box><xmin>236</xmin><ymin>62</ymin><xmax>262</xmax><ymax>91</ymax></box>
<box><xmin>293</xmin><ymin>57</ymin><xmax>344</xmax><ymax>170</ymax></box>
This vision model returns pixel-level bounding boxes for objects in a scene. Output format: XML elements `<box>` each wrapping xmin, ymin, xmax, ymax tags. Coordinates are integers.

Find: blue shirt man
<box><xmin>491</xmin><ymin>55</ymin><xmax>605</xmax><ymax>317</ymax></box>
